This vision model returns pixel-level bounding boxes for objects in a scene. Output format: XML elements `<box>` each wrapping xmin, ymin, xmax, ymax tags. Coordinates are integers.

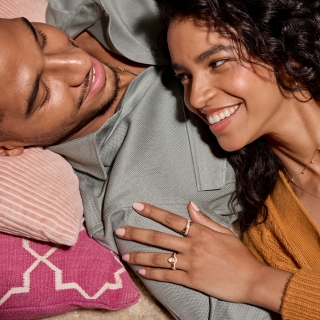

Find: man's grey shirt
<box><xmin>47</xmin><ymin>1</ymin><xmax>277</xmax><ymax>319</ymax></box>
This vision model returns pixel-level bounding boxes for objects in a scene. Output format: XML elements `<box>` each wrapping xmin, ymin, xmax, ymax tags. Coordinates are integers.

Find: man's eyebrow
<box><xmin>21</xmin><ymin>17</ymin><xmax>38</xmax><ymax>44</ymax></box>
<box><xmin>20</xmin><ymin>18</ymin><xmax>41</xmax><ymax>117</ymax></box>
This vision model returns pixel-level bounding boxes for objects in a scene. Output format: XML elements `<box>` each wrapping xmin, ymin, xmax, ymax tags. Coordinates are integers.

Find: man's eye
<box><xmin>39</xmin><ymin>83</ymin><xmax>50</xmax><ymax>110</ymax></box>
<box><xmin>69</xmin><ymin>37</ymin><xmax>79</xmax><ymax>48</ymax></box>
<box><xmin>37</xmin><ymin>29</ymin><xmax>47</xmax><ymax>50</ymax></box>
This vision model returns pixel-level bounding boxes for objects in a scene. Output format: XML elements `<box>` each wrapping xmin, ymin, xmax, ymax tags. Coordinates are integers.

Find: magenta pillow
<box><xmin>0</xmin><ymin>227</ymin><xmax>140</xmax><ymax>319</ymax></box>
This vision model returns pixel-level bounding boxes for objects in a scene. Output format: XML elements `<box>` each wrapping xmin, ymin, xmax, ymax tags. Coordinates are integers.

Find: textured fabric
<box><xmin>0</xmin><ymin>0</ymin><xmax>47</xmax><ymax>22</ymax></box>
<box><xmin>47</xmin><ymin>1</ymin><xmax>274</xmax><ymax>319</ymax></box>
<box><xmin>0</xmin><ymin>148</ymin><xmax>83</xmax><ymax>246</ymax></box>
<box><xmin>0</xmin><ymin>226</ymin><xmax>140</xmax><ymax>320</ymax></box>
<box><xmin>46</xmin><ymin>0</ymin><xmax>167</xmax><ymax>65</ymax></box>
<box><xmin>282</xmin><ymin>269</ymin><xmax>320</xmax><ymax>320</ymax></box>
<box><xmin>243</xmin><ymin>171</ymin><xmax>320</xmax><ymax>320</ymax></box>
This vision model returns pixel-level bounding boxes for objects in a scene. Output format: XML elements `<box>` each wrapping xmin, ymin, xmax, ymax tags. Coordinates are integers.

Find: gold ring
<box><xmin>181</xmin><ymin>219</ymin><xmax>193</xmax><ymax>236</ymax></box>
<box><xmin>168</xmin><ymin>253</ymin><xmax>177</xmax><ymax>270</ymax></box>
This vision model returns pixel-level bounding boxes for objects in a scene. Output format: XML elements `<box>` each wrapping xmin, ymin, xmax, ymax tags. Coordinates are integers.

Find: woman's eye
<box><xmin>210</xmin><ymin>59</ymin><xmax>226</xmax><ymax>69</ymax></box>
<box><xmin>174</xmin><ymin>73</ymin><xmax>189</xmax><ymax>82</ymax></box>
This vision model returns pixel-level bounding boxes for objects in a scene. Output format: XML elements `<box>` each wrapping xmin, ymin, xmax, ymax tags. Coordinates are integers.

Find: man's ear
<box><xmin>0</xmin><ymin>146</ymin><xmax>24</xmax><ymax>156</ymax></box>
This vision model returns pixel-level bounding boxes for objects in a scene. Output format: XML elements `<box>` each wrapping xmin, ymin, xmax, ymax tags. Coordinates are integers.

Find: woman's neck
<box><xmin>266</xmin><ymin>97</ymin><xmax>320</xmax><ymax>177</ymax></box>
<box><xmin>265</xmin><ymin>97</ymin><xmax>320</xmax><ymax>227</ymax></box>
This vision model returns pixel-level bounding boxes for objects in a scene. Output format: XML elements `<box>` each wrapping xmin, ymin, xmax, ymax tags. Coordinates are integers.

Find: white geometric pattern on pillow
<box><xmin>0</xmin><ymin>227</ymin><xmax>140</xmax><ymax>319</ymax></box>
<box><xmin>0</xmin><ymin>228</ymin><xmax>128</xmax><ymax>305</ymax></box>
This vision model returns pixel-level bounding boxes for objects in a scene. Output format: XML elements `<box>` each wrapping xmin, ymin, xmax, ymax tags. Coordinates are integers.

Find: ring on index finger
<box><xmin>181</xmin><ymin>219</ymin><xmax>193</xmax><ymax>237</ymax></box>
<box><xmin>168</xmin><ymin>253</ymin><xmax>178</xmax><ymax>270</ymax></box>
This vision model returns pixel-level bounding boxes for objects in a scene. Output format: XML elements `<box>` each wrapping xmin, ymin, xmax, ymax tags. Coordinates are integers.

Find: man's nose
<box><xmin>43</xmin><ymin>48</ymin><xmax>92</xmax><ymax>87</ymax></box>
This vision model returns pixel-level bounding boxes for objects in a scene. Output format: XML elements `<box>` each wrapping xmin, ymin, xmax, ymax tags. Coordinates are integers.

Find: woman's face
<box><xmin>168</xmin><ymin>18</ymin><xmax>290</xmax><ymax>151</ymax></box>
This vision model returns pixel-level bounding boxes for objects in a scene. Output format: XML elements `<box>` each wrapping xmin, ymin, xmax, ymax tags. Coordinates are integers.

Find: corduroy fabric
<box><xmin>0</xmin><ymin>148</ymin><xmax>83</xmax><ymax>246</ymax></box>
<box><xmin>0</xmin><ymin>0</ymin><xmax>47</xmax><ymax>22</ymax></box>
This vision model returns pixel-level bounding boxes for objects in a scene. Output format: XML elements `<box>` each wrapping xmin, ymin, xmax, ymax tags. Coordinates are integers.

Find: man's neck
<box><xmin>75</xmin><ymin>31</ymin><xmax>148</xmax><ymax>80</ymax></box>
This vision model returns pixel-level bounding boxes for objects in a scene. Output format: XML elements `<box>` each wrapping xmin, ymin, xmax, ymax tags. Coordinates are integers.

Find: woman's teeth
<box><xmin>207</xmin><ymin>105</ymin><xmax>239</xmax><ymax>124</ymax></box>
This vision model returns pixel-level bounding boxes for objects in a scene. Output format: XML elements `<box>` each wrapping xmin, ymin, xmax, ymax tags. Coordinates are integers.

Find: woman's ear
<box><xmin>0</xmin><ymin>146</ymin><xmax>24</xmax><ymax>156</ymax></box>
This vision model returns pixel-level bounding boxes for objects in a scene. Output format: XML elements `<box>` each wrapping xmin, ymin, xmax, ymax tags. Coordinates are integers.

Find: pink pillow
<box><xmin>0</xmin><ymin>227</ymin><xmax>140</xmax><ymax>319</ymax></box>
<box><xmin>0</xmin><ymin>148</ymin><xmax>84</xmax><ymax>245</ymax></box>
<box><xmin>0</xmin><ymin>0</ymin><xmax>47</xmax><ymax>22</ymax></box>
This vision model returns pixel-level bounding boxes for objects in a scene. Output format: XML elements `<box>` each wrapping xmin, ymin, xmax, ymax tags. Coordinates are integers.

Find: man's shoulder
<box><xmin>46</xmin><ymin>0</ymin><xmax>168</xmax><ymax>65</ymax></box>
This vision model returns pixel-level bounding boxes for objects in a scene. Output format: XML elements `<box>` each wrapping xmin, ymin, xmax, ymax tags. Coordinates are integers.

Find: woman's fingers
<box><xmin>137</xmin><ymin>268</ymin><xmax>187</xmax><ymax>286</ymax></box>
<box><xmin>116</xmin><ymin>226</ymin><xmax>186</xmax><ymax>252</ymax></box>
<box><xmin>122</xmin><ymin>251</ymin><xmax>187</xmax><ymax>271</ymax></box>
<box><xmin>131</xmin><ymin>202</ymin><xmax>194</xmax><ymax>236</ymax></box>
<box><xmin>130</xmin><ymin>201</ymin><xmax>234</xmax><ymax>237</ymax></box>
<box><xmin>188</xmin><ymin>202</ymin><xmax>234</xmax><ymax>235</ymax></box>
<box><xmin>123</xmin><ymin>252</ymin><xmax>190</xmax><ymax>286</ymax></box>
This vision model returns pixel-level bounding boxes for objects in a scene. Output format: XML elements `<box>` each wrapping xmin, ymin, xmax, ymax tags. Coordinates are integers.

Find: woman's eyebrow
<box><xmin>171</xmin><ymin>45</ymin><xmax>234</xmax><ymax>71</ymax></box>
<box><xmin>195</xmin><ymin>45</ymin><xmax>234</xmax><ymax>63</ymax></box>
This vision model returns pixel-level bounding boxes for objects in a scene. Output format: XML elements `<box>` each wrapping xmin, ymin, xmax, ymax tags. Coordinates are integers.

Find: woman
<box><xmin>115</xmin><ymin>0</ymin><xmax>320</xmax><ymax>319</ymax></box>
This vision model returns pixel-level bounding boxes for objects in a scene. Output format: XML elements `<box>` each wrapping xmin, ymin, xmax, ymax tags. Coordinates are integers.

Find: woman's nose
<box><xmin>189</xmin><ymin>75</ymin><xmax>218</xmax><ymax>109</ymax></box>
<box><xmin>43</xmin><ymin>48</ymin><xmax>92</xmax><ymax>87</ymax></box>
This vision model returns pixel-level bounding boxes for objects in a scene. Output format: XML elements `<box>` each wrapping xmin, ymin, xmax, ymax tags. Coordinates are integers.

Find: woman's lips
<box><xmin>205</xmin><ymin>104</ymin><xmax>240</xmax><ymax>125</ymax></box>
<box><xmin>204</xmin><ymin>104</ymin><xmax>240</xmax><ymax>135</ymax></box>
<box><xmin>84</xmin><ymin>56</ymin><xmax>106</xmax><ymax>102</ymax></box>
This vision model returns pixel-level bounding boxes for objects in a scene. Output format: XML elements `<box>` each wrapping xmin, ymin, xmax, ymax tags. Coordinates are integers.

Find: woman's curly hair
<box><xmin>156</xmin><ymin>0</ymin><xmax>320</xmax><ymax>230</ymax></box>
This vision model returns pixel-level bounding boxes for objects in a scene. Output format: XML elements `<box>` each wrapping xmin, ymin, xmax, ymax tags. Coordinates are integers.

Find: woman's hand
<box><xmin>115</xmin><ymin>202</ymin><xmax>292</xmax><ymax>312</ymax></box>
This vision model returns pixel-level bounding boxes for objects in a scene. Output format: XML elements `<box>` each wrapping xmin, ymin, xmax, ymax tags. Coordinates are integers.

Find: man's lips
<box><xmin>83</xmin><ymin>56</ymin><xmax>106</xmax><ymax>103</ymax></box>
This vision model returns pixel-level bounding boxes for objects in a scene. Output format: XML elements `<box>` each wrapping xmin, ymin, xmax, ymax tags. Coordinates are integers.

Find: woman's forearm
<box><xmin>246</xmin><ymin>265</ymin><xmax>292</xmax><ymax>312</ymax></box>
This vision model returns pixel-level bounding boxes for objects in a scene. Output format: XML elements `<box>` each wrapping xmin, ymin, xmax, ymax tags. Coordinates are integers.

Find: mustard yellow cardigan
<box><xmin>243</xmin><ymin>171</ymin><xmax>320</xmax><ymax>320</ymax></box>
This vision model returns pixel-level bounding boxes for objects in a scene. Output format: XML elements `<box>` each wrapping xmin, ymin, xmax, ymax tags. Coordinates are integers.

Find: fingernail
<box><xmin>115</xmin><ymin>228</ymin><xmax>126</xmax><ymax>236</ymax></box>
<box><xmin>122</xmin><ymin>253</ymin><xmax>130</xmax><ymax>262</ymax></box>
<box><xmin>138</xmin><ymin>268</ymin><xmax>146</xmax><ymax>276</ymax></box>
<box><xmin>132</xmin><ymin>202</ymin><xmax>145</xmax><ymax>211</ymax></box>
<box><xmin>190</xmin><ymin>201</ymin><xmax>200</xmax><ymax>212</ymax></box>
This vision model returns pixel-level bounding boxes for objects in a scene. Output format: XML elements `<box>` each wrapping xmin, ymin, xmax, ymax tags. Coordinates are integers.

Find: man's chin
<box><xmin>55</xmin><ymin>70</ymin><xmax>120</xmax><ymax>144</ymax></box>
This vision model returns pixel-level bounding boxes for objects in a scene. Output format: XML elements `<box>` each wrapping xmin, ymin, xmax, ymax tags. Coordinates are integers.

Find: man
<box><xmin>0</xmin><ymin>0</ymin><xmax>275</xmax><ymax>319</ymax></box>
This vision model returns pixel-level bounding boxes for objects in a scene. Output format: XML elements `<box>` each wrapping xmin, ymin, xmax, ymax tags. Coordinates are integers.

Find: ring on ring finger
<box><xmin>168</xmin><ymin>253</ymin><xmax>178</xmax><ymax>270</ymax></box>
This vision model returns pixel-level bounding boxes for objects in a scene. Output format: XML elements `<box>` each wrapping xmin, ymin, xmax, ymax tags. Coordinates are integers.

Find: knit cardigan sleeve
<box><xmin>243</xmin><ymin>171</ymin><xmax>320</xmax><ymax>320</ymax></box>
<box><xmin>281</xmin><ymin>269</ymin><xmax>320</xmax><ymax>320</ymax></box>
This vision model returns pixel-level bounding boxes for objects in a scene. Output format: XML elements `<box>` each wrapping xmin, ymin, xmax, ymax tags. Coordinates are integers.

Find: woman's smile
<box><xmin>168</xmin><ymin>18</ymin><xmax>290</xmax><ymax>152</ymax></box>
<box><xmin>204</xmin><ymin>104</ymin><xmax>239</xmax><ymax>125</ymax></box>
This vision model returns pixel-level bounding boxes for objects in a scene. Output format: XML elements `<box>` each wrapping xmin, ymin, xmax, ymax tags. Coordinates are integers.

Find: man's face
<box><xmin>0</xmin><ymin>18</ymin><xmax>119</xmax><ymax>148</ymax></box>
